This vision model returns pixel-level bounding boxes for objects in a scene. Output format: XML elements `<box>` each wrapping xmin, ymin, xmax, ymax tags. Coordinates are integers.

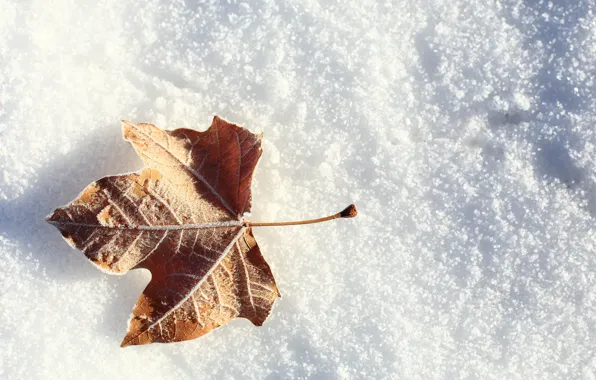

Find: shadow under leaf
<box><xmin>0</xmin><ymin>122</ymin><xmax>142</xmax><ymax>283</ymax></box>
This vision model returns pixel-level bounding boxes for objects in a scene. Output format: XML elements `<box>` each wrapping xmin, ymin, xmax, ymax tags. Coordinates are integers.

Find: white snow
<box><xmin>2</xmin><ymin>0</ymin><xmax>596</xmax><ymax>379</ymax></box>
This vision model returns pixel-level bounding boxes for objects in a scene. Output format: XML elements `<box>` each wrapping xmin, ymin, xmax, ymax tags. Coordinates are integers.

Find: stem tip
<box><xmin>339</xmin><ymin>204</ymin><xmax>358</xmax><ymax>218</ymax></box>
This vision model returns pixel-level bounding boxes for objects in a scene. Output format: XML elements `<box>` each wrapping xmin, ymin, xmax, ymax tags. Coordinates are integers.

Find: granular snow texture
<box><xmin>2</xmin><ymin>0</ymin><xmax>596</xmax><ymax>379</ymax></box>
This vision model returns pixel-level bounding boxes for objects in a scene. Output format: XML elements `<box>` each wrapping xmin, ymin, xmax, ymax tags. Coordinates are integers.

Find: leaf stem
<box><xmin>245</xmin><ymin>204</ymin><xmax>357</xmax><ymax>227</ymax></box>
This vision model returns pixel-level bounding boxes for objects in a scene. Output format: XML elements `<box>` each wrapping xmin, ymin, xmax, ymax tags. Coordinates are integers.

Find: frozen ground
<box><xmin>2</xmin><ymin>0</ymin><xmax>596</xmax><ymax>379</ymax></box>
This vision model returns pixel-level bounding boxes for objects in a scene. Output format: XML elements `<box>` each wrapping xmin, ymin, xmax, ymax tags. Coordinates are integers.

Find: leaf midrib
<box><xmin>47</xmin><ymin>220</ymin><xmax>244</xmax><ymax>230</ymax></box>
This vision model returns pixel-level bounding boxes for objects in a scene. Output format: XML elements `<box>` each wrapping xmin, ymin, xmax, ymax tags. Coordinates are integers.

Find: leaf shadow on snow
<box><xmin>0</xmin><ymin>122</ymin><xmax>153</xmax><ymax>340</ymax></box>
<box><xmin>0</xmin><ymin>123</ymin><xmax>140</xmax><ymax>280</ymax></box>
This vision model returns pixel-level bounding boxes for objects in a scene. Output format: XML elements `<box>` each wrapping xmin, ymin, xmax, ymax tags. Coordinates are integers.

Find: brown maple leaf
<box><xmin>46</xmin><ymin>116</ymin><xmax>357</xmax><ymax>347</ymax></box>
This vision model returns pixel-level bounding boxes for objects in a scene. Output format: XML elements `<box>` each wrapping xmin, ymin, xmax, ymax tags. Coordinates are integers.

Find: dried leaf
<box><xmin>47</xmin><ymin>116</ymin><xmax>279</xmax><ymax>346</ymax></box>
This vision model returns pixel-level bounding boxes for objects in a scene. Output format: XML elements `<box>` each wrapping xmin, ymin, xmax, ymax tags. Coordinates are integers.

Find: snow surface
<box><xmin>2</xmin><ymin>0</ymin><xmax>596</xmax><ymax>379</ymax></box>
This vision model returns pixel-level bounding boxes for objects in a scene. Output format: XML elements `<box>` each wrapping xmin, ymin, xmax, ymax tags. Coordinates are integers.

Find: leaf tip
<box><xmin>121</xmin><ymin>120</ymin><xmax>135</xmax><ymax>140</ymax></box>
<box><xmin>121</xmin><ymin>118</ymin><xmax>135</xmax><ymax>129</ymax></box>
<box><xmin>339</xmin><ymin>204</ymin><xmax>358</xmax><ymax>218</ymax></box>
<box><xmin>45</xmin><ymin>209</ymin><xmax>58</xmax><ymax>224</ymax></box>
<box><xmin>120</xmin><ymin>332</ymin><xmax>136</xmax><ymax>348</ymax></box>
<box><xmin>211</xmin><ymin>115</ymin><xmax>226</xmax><ymax>127</ymax></box>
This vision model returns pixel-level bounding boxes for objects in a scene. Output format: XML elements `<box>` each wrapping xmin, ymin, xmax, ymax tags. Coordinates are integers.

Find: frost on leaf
<box><xmin>46</xmin><ymin>116</ymin><xmax>280</xmax><ymax>347</ymax></box>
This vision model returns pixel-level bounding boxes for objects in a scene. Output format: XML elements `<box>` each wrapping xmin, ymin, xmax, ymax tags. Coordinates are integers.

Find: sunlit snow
<box><xmin>2</xmin><ymin>0</ymin><xmax>596</xmax><ymax>379</ymax></box>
